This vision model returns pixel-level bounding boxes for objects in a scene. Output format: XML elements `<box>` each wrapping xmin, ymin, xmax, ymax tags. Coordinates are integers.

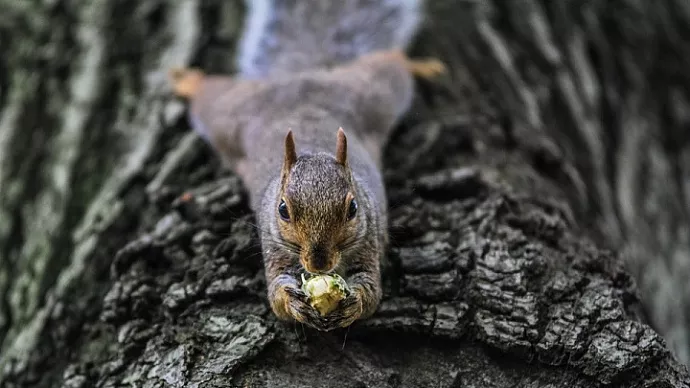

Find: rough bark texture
<box><xmin>0</xmin><ymin>0</ymin><xmax>689</xmax><ymax>387</ymax></box>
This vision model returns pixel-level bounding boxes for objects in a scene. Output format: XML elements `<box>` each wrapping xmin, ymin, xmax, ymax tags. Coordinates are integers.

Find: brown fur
<box><xmin>170</xmin><ymin>50</ymin><xmax>444</xmax><ymax>330</ymax></box>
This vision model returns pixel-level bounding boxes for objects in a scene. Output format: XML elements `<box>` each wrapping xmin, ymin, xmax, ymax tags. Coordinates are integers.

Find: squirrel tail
<box><xmin>237</xmin><ymin>0</ymin><xmax>422</xmax><ymax>78</ymax></box>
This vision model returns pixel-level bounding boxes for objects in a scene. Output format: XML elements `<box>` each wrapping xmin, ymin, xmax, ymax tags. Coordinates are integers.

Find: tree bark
<box><xmin>1</xmin><ymin>0</ymin><xmax>689</xmax><ymax>387</ymax></box>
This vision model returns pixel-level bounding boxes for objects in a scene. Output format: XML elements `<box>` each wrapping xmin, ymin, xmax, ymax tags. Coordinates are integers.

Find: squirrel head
<box><xmin>276</xmin><ymin>128</ymin><xmax>361</xmax><ymax>274</ymax></box>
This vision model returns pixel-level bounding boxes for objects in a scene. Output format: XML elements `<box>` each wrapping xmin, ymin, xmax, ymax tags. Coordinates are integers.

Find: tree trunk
<box><xmin>1</xmin><ymin>0</ymin><xmax>689</xmax><ymax>387</ymax></box>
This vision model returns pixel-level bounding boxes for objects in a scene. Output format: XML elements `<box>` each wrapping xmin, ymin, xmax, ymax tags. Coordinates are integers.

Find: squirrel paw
<box><xmin>168</xmin><ymin>67</ymin><xmax>205</xmax><ymax>98</ymax></box>
<box><xmin>276</xmin><ymin>285</ymin><xmax>363</xmax><ymax>331</ymax></box>
<box><xmin>321</xmin><ymin>291</ymin><xmax>363</xmax><ymax>330</ymax></box>
<box><xmin>406</xmin><ymin>58</ymin><xmax>447</xmax><ymax>79</ymax></box>
<box><xmin>281</xmin><ymin>286</ymin><xmax>329</xmax><ymax>330</ymax></box>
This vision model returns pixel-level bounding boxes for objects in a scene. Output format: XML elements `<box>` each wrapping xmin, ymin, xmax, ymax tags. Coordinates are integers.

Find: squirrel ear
<box><xmin>283</xmin><ymin>129</ymin><xmax>297</xmax><ymax>173</ymax></box>
<box><xmin>335</xmin><ymin>127</ymin><xmax>347</xmax><ymax>166</ymax></box>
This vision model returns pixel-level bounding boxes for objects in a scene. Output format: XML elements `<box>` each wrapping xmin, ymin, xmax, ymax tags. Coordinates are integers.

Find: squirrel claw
<box><xmin>321</xmin><ymin>291</ymin><xmax>363</xmax><ymax>330</ymax></box>
<box><xmin>279</xmin><ymin>285</ymin><xmax>362</xmax><ymax>331</ymax></box>
<box><xmin>283</xmin><ymin>287</ymin><xmax>328</xmax><ymax>330</ymax></box>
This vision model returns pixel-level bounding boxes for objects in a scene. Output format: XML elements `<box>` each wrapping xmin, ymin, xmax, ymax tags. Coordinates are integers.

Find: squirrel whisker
<box><xmin>338</xmin><ymin>227</ymin><xmax>368</xmax><ymax>254</ymax></box>
<box><xmin>200</xmin><ymin>210</ymin><xmax>304</xmax><ymax>256</ymax></box>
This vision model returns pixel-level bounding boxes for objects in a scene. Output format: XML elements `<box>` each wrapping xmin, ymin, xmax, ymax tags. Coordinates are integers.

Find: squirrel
<box><xmin>168</xmin><ymin>0</ymin><xmax>445</xmax><ymax>331</ymax></box>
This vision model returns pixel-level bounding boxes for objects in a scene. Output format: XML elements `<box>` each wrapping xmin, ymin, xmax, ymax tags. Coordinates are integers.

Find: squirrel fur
<box><xmin>169</xmin><ymin>0</ymin><xmax>445</xmax><ymax>331</ymax></box>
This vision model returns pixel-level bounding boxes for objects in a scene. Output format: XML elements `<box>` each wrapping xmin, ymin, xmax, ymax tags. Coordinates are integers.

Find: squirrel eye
<box><xmin>347</xmin><ymin>198</ymin><xmax>358</xmax><ymax>220</ymax></box>
<box><xmin>278</xmin><ymin>199</ymin><xmax>290</xmax><ymax>221</ymax></box>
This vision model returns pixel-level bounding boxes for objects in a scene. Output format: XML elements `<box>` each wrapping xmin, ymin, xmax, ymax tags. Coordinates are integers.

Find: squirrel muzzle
<box><xmin>301</xmin><ymin>242</ymin><xmax>341</xmax><ymax>274</ymax></box>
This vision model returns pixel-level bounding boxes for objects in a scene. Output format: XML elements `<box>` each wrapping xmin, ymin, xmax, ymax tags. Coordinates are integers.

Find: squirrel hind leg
<box><xmin>168</xmin><ymin>67</ymin><xmax>205</xmax><ymax>98</ymax></box>
<box><xmin>368</xmin><ymin>50</ymin><xmax>446</xmax><ymax>80</ymax></box>
<box><xmin>405</xmin><ymin>57</ymin><xmax>447</xmax><ymax>80</ymax></box>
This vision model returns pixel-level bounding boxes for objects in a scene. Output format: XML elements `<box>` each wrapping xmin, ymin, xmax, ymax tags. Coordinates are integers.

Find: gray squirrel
<box><xmin>169</xmin><ymin>0</ymin><xmax>445</xmax><ymax>331</ymax></box>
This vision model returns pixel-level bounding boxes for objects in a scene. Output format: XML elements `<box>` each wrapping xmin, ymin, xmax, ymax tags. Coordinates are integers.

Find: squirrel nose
<box><xmin>306</xmin><ymin>243</ymin><xmax>331</xmax><ymax>273</ymax></box>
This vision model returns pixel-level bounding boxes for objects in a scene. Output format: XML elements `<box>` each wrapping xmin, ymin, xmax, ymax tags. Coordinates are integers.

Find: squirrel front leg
<box><xmin>349</xmin><ymin>267</ymin><xmax>383</xmax><ymax>320</ymax></box>
<box><xmin>266</xmin><ymin>250</ymin><xmax>382</xmax><ymax>331</ymax></box>
<box><xmin>266</xmin><ymin>273</ymin><xmax>300</xmax><ymax>321</ymax></box>
<box><xmin>322</xmin><ymin>255</ymin><xmax>383</xmax><ymax>330</ymax></box>
<box><xmin>265</xmin><ymin>251</ymin><xmax>326</xmax><ymax>329</ymax></box>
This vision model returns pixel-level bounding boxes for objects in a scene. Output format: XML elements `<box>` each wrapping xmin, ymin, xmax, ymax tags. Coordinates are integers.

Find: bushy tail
<box><xmin>237</xmin><ymin>0</ymin><xmax>422</xmax><ymax>78</ymax></box>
